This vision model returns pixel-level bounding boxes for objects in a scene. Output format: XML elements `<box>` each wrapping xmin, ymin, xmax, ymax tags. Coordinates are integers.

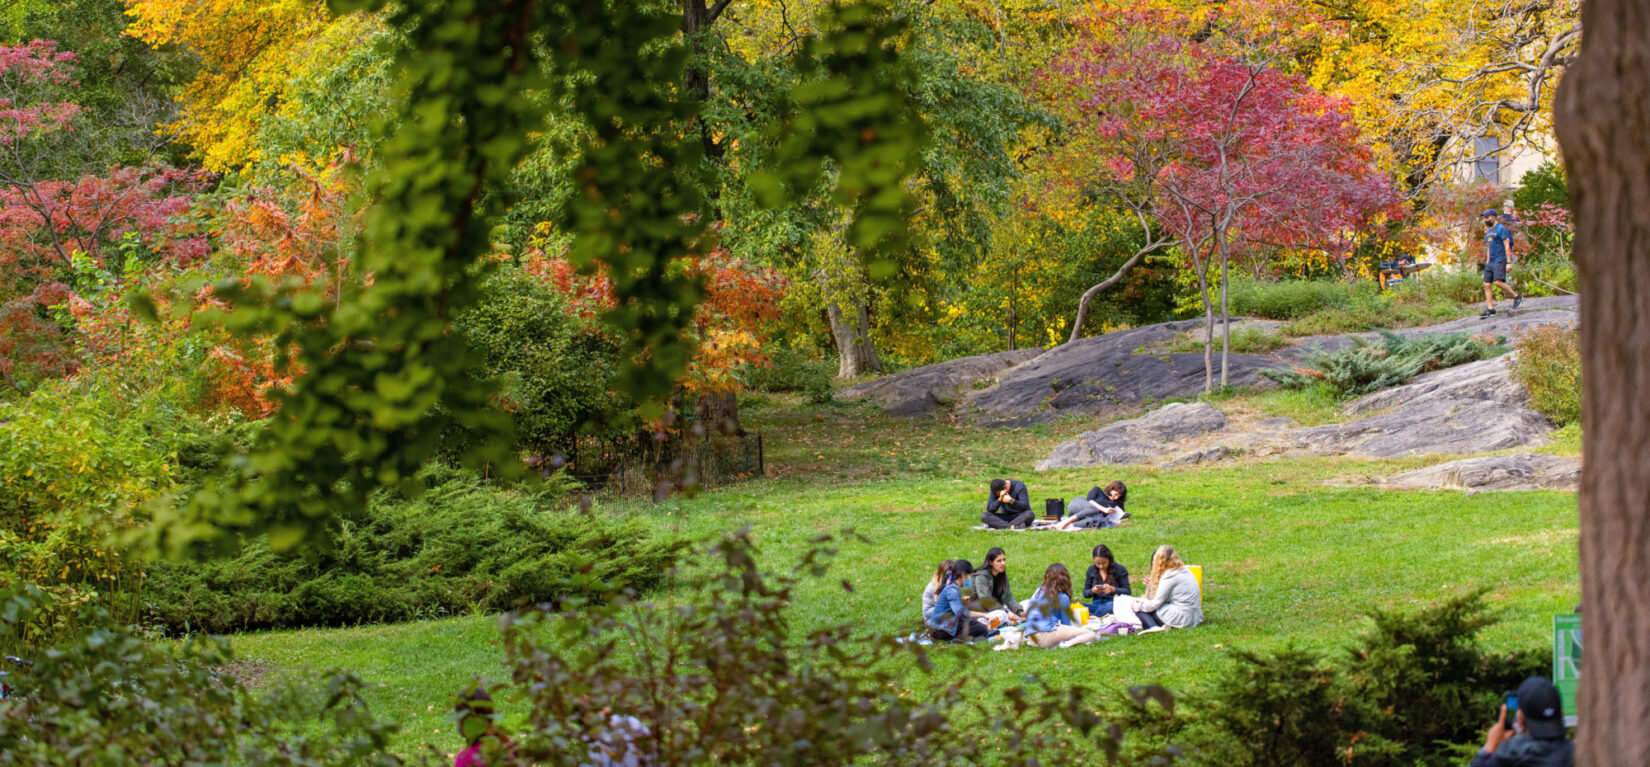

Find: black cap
<box><xmin>1482</xmin><ymin>208</ymin><xmax>1501</xmax><ymax>218</ymax></box>
<box><xmin>1517</xmin><ymin>676</ymin><xmax>1566</xmax><ymax>739</ymax></box>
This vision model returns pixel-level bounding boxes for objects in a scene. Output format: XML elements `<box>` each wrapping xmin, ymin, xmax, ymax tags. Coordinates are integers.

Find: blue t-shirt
<box><xmin>1486</xmin><ymin>222</ymin><xmax>1513</xmax><ymax>263</ymax></box>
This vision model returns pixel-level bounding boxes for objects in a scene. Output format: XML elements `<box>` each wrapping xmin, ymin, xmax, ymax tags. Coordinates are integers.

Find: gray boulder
<box><xmin>1279</xmin><ymin>355</ymin><xmax>1553</xmax><ymax>457</ymax></box>
<box><xmin>840</xmin><ymin>348</ymin><xmax>1044</xmax><ymax>416</ymax></box>
<box><xmin>1036</xmin><ymin>402</ymin><xmax>1228</xmax><ymax>469</ymax></box>
<box><xmin>1343</xmin><ymin>355</ymin><xmax>1527</xmax><ymax>416</ymax></box>
<box><xmin>1376</xmin><ymin>454</ymin><xmax>1581</xmax><ymax>492</ymax></box>
<box><xmin>965</xmin><ymin>321</ymin><xmax>1278</xmax><ymax>424</ymax></box>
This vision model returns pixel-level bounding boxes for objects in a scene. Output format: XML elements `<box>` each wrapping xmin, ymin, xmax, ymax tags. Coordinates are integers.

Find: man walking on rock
<box><xmin>1480</xmin><ymin>209</ymin><xmax>1523</xmax><ymax>318</ymax></box>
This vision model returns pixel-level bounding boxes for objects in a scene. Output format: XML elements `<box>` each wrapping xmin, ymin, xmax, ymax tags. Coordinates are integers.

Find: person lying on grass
<box><xmin>1023</xmin><ymin>563</ymin><xmax>1099</xmax><ymax>649</ymax></box>
<box><xmin>1133</xmin><ymin>545</ymin><xmax>1203</xmax><ymax>630</ymax></box>
<box><xmin>983</xmin><ymin>478</ymin><xmax>1034</xmax><ymax>529</ymax></box>
<box><xmin>965</xmin><ymin>547</ymin><xmax>1025</xmax><ymax>625</ymax></box>
<box><xmin>928</xmin><ymin>559</ymin><xmax>992</xmax><ymax>642</ymax></box>
<box><xmin>921</xmin><ymin>559</ymin><xmax>954</xmax><ymax>625</ymax></box>
<box><xmin>1049</xmin><ymin>480</ymin><xmax>1128</xmax><ymax>531</ymax></box>
<box><xmin>1082</xmin><ymin>543</ymin><xmax>1131</xmax><ymax>617</ymax></box>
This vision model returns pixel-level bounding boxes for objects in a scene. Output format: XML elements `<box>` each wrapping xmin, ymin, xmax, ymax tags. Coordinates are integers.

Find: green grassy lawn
<box><xmin>229</xmin><ymin>393</ymin><xmax>1580</xmax><ymax>755</ymax></box>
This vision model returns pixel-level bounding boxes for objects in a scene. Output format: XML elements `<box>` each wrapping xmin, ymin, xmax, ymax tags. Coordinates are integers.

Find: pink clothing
<box><xmin>454</xmin><ymin>743</ymin><xmax>484</xmax><ymax>767</ymax></box>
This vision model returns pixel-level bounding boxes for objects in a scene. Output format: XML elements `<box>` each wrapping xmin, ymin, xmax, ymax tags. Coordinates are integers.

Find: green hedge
<box><xmin>143</xmin><ymin>468</ymin><xmax>683</xmax><ymax>634</ymax></box>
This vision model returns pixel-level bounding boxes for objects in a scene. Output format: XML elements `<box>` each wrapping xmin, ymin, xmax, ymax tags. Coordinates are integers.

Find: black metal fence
<box><xmin>556</xmin><ymin>431</ymin><xmax>764</xmax><ymax>494</ymax></box>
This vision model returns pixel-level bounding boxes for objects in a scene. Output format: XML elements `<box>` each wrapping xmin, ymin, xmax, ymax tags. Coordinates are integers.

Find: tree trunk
<box><xmin>681</xmin><ymin>0</ymin><xmax>727</xmax><ymax>160</ymax></box>
<box><xmin>1069</xmin><ymin>246</ymin><xmax>1153</xmax><ymax>343</ymax></box>
<box><xmin>1553</xmin><ymin>1</ymin><xmax>1650</xmax><ymax>761</ymax></box>
<box><xmin>825</xmin><ymin>296</ymin><xmax>881</xmax><ymax>378</ymax></box>
<box><xmin>1219</xmin><ymin>236</ymin><xmax>1231</xmax><ymax>390</ymax></box>
<box><xmin>693</xmin><ymin>390</ymin><xmax>743</xmax><ymax>435</ymax></box>
<box><xmin>1194</xmin><ymin>255</ymin><xmax>1214</xmax><ymax>394</ymax></box>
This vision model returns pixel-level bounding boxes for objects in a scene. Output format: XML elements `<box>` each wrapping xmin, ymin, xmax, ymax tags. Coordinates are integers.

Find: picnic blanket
<box><xmin>969</xmin><ymin>522</ymin><xmax>1129</xmax><ymax>532</ymax></box>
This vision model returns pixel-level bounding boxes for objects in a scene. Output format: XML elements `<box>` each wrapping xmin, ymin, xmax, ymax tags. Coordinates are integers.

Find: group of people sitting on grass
<box><xmin>922</xmin><ymin>543</ymin><xmax>1203</xmax><ymax>646</ymax></box>
<box><xmin>984</xmin><ymin>478</ymin><xmax>1130</xmax><ymax>530</ymax></box>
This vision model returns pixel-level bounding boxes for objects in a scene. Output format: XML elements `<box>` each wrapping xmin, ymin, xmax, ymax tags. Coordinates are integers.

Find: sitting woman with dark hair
<box><xmin>1082</xmin><ymin>544</ymin><xmax>1131</xmax><ymax>617</ymax></box>
<box><xmin>1051</xmin><ymin>480</ymin><xmax>1128</xmax><ymax>531</ymax></box>
<box><xmin>965</xmin><ymin>547</ymin><xmax>1024</xmax><ymax>625</ymax></box>
<box><xmin>1022</xmin><ymin>563</ymin><xmax>1098</xmax><ymax>649</ymax></box>
<box><xmin>927</xmin><ymin>559</ymin><xmax>991</xmax><ymax>642</ymax></box>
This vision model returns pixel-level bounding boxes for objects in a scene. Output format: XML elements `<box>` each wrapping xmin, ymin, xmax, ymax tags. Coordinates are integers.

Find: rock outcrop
<box><xmin>1284</xmin><ymin>356</ymin><xmax>1552</xmax><ymax>458</ymax></box>
<box><xmin>962</xmin><ymin>322</ymin><xmax>1278</xmax><ymax>425</ymax></box>
<box><xmin>840</xmin><ymin>348</ymin><xmax>1044</xmax><ymax>416</ymax></box>
<box><xmin>849</xmin><ymin>294</ymin><xmax>1578</xmax><ymax>423</ymax></box>
<box><xmin>1375</xmin><ymin>454</ymin><xmax>1581</xmax><ymax>492</ymax></box>
<box><xmin>1035</xmin><ymin>402</ymin><xmax>1228</xmax><ymax>469</ymax></box>
<box><xmin>1035</xmin><ymin>354</ymin><xmax>1559</xmax><ymax>468</ymax></box>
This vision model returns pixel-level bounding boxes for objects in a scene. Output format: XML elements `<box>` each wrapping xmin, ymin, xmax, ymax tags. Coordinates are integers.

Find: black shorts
<box><xmin>1483</xmin><ymin>261</ymin><xmax>1508</xmax><ymax>283</ymax></box>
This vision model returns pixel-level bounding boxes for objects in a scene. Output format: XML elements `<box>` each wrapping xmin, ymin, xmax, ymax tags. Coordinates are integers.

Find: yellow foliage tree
<box><xmin>122</xmin><ymin>0</ymin><xmax>382</xmax><ymax>172</ymax></box>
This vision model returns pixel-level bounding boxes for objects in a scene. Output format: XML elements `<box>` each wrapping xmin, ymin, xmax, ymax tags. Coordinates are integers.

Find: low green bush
<box><xmin>1207</xmin><ymin>591</ymin><xmax>1543</xmax><ymax>766</ymax></box>
<box><xmin>1510</xmin><ymin>323</ymin><xmax>1581</xmax><ymax>425</ymax></box>
<box><xmin>1111</xmin><ymin>591</ymin><xmax>1547</xmax><ymax>767</ymax></box>
<box><xmin>745</xmin><ymin>347</ymin><xmax>835</xmax><ymax>403</ymax></box>
<box><xmin>1</xmin><ymin>585</ymin><xmax>424</xmax><ymax>765</ymax></box>
<box><xmin>143</xmin><ymin>468</ymin><xmax>684</xmax><ymax>634</ymax></box>
<box><xmin>1406</xmin><ymin>267</ymin><xmax>1487</xmax><ymax>305</ymax></box>
<box><xmin>1170</xmin><ymin>325</ymin><xmax>1292</xmax><ymax>354</ymax></box>
<box><xmin>1223</xmin><ymin>278</ymin><xmax>1376</xmax><ymax>320</ymax></box>
<box><xmin>1261</xmin><ymin>330</ymin><xmax>1505</xmax><ymax>399</ymax></box>
<box><xmin>1511</xmin><ymin>254</ymin><xmax>1579</xmax><ymax>298</ymax></box>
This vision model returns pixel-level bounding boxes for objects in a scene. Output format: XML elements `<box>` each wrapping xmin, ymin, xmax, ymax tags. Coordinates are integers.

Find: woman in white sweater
<box><xmin>1134</xmin><ymin>545</ymin><xmax>1203</xmax><ymax>629</ymax></box>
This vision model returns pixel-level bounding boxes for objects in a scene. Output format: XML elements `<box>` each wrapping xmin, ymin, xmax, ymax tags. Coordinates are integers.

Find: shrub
<box><xmin>745</xmin><ymin>347</ymin><xmax>835</xmax><ymax>403</ymax></box>
<box><xmin>1408</xmin><ymin>267</ymin><xmax>1488</xmax><ymax>305</ymax></box>
<box><xmin>1</xmin><ymin>584</ymin><xmax>427</xmax><ymax>765</ymax></box>
<box><xmin>1170</xmin><ymin>590</ymin><xmax>1547</xmax><ymax>767</ymax></box>
<box><xmin>1170</xmin><ymin>325</ymin><xmax>1291</xmax><ymax>354</ymax></box>
<box><xmin>1261</xmin><ymin>330</ymin><xmax>1505</xmax><ymax>399</ymax></box>
<box><xmin>0</xmin><ymin>383</ymin><xmax>176</xmax><ymax>637</ymax></box>
<box><xmin>449</xmin><ymin>268</ymin><xmax>635</xmax><ymax>458</ymax></box>
<box><xmin>1510</xmin><ymin>323</ymin><xmax>1581</xmax><ymax>425</ymax></box>
<box><xmin>142</xmin><ymin>467</ymin><xmax>684</xmax><ymax>634</ymax></box>
<box><xmin>1511</xmin><ymin>162</ymin><xmax>1569</xmax><ymax>217</ymax></box>
<box><xmin>1223</xmin><ymin>278</ymin><xmax>1377</xmax><ymax>320</ymax></box>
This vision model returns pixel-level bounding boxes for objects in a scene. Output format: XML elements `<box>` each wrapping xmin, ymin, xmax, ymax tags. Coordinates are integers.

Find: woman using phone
<box><xmin>1082</xmin><ymin>544</ymin><xmax>1131</xmax><ymax>617</ymax></box>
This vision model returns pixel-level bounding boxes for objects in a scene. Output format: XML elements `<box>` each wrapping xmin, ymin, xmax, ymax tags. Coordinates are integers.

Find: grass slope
<box><xmin>230</xmin><ymin>394</ymin><xmax>1579</xmax><ymax>755</ymax></box>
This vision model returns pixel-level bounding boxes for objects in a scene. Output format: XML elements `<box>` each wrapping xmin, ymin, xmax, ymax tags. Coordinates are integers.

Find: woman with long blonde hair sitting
<box><xmin>1022</xmin><ymin>563</ymin><xmax>1099</xmax><ymax>648</ymax></box>
<box><xmin>1133</xmin><ymin>545</ymin><xmax>1204</xmax><ymax>630</ymax></box>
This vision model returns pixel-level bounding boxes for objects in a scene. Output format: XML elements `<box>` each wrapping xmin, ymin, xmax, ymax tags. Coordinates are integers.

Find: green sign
<box><xmin>1553</xmin><ymin>614</ymin><xmax>1581</xmax><ymax>727</ymax></box>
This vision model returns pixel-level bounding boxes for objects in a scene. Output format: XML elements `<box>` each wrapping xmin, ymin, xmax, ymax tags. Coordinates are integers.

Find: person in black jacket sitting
<box><xmin>983</xmin><ymin>479</ymin><xmax>1034</xmax><ymax>529</ymax></box>
<box><xmin>1082</xmin><ymin>543</ymin><xmax>1131</xmax><ymax>617</ymax></box>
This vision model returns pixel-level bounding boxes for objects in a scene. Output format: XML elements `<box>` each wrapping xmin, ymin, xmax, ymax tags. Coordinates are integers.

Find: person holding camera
<box><xmin>1469</xmin><ymin>676</ymin><xmax>1572</xmax><ymax>766</ymax></box>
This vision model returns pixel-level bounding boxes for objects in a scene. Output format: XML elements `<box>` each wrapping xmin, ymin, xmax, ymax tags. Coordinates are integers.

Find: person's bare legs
<box><xmin>1033</xmin><ymin>625</ymin><xmax>1096</xmax><ymax>648</ymax></box>
<box><xmin>1484</xmin><ymin>281</ymin><xmax>1496</xmax><ymax>312</ymax></box>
